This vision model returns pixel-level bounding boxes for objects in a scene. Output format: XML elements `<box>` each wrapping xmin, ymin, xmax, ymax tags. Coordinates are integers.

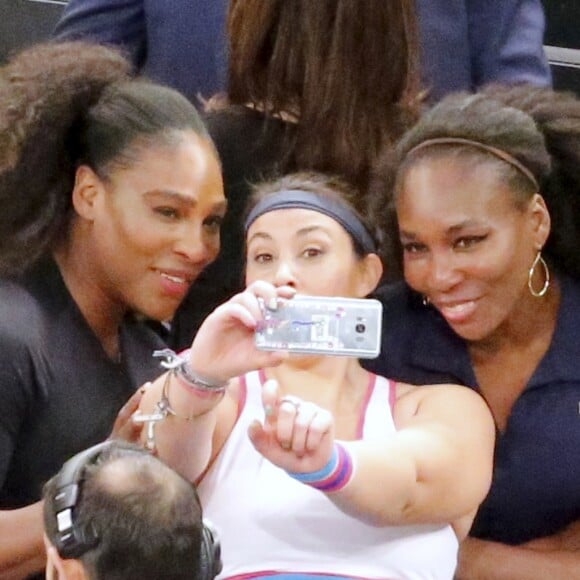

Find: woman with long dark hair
<box><xmin>0</xmin><ymin>41</ymin><xmax>225</xmax><ymax>577</ymax></box>
<box><xmin>172</xmin><ymin>0</ymin><xmax>422</xmax><ymax>345</ymax></box>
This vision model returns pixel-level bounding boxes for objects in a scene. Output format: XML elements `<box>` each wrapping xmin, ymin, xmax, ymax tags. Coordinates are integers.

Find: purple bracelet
<box><xmin>286</xmin><ymin>442</ymin><xmax>355</xmax><ymax>493</ymax></box>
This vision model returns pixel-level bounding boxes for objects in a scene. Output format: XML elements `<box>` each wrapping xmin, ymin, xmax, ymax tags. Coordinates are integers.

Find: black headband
<box><xmin>244</xmin><ymin>190</ymin><xmax>377</xmax><ymax>253</ymax></box>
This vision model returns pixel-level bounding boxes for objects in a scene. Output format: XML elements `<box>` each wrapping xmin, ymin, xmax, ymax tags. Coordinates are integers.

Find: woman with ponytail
<box><xmin>369</xmin><ymin>85</ymin><xmax>580</xmax><ymax>579</ymax></box>
<box><xmin>0</xmin><ymin>41</ymin><xmax>225</xmax><ymax>577</ymax></box>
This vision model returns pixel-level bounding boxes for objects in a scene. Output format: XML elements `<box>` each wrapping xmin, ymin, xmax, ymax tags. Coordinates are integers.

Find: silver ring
<box><xmin>280</xmin><ymin>395</ymin><xmax>302</xmax><ymax>412</ymax></box>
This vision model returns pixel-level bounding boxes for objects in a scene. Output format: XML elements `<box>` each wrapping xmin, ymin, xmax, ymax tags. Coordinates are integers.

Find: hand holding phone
<box><xmin>255</xmin><ymin>295</ymin><xmax>382</xmax><ymax>359</ymax></box>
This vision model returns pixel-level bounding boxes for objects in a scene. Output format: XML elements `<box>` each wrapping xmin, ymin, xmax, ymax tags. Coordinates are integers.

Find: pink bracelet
<box><xmin>286</xmin><ymin>442</ymin><xmax>355</xmax><ymax>493</ymax></box>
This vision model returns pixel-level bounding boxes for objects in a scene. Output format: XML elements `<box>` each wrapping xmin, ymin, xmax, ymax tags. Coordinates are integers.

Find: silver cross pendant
<box><xmin>133</xmin><ymin>403</ymin><xmax>167</xmax><ymax>452</ymax></box>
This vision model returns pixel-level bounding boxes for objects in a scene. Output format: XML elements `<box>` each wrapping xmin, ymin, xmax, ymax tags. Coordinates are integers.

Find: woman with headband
<box><xmin>138</xmin><ymin>173</ymin><xmax>494</xmax><ymax>579</ymax></box>
<box><xmin>170</xmin><ymin>0</ymin><xmax>422</xmax><ymax>346</ymax></box>
<box><xmin>368</xmin><ymin>86</ymin><xmax>580</xmax><ymax>578</ymax></box>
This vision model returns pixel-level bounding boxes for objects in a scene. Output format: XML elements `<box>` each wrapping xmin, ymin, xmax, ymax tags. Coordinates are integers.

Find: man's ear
<box><xmin>72</xmin><ymin>165</ymin><xmax>106</xmax><ymax>221</ymax></box>
<box><xmin>356</xmin><ymin>253</ymin><xmax>384</xmax><ymax>297</ymax></box>
<box><xmin>44</xmin><ymin>535</ymin><xmax>89</xmax><ymax>580</ymax></box>
<box><xmin>529</xmin><ymin>193</ymin><xmax>551</xmax><ymax>250</ymax></box>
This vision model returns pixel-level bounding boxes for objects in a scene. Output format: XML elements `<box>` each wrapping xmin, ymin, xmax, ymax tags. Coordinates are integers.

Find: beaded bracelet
<box><xmin>286</xmin><ymin>442</ymin><xmax>355</xmax><ymax>493</ymax></box>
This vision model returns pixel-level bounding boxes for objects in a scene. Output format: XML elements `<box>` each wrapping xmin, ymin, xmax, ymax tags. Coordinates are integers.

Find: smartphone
<box><xmin>255</xmin><ymin>295</ymin><xmax>382</xmax><ymax>358</ymax></box>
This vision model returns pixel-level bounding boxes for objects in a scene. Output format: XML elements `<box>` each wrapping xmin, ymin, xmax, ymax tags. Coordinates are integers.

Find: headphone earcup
<box><xmin>51</xmin><ymin>442</ymin><xmax>112</xmax><ymax>559</ymax></box>
<box><xmin>199</xmin><ymin>520</ymin><xmax>222</xmax><ymax>580</ymax></box>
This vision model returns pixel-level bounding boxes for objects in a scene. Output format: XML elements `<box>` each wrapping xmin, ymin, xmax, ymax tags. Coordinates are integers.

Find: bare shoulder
<box><xmin>393</xmin><ymin>381</ymin><xmax>494</xmax><ymax>432</ymax></box>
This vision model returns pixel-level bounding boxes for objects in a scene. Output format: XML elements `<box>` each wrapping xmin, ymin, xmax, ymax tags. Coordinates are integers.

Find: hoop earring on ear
<box><xmin>528</xmin><ymin>252</ymin><xmax>550</xmax><ymax>298</ymax></box>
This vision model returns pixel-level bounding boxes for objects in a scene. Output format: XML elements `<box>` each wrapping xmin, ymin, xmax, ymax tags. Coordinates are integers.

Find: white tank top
<box><xmin>197</xmin><ymin>370</ymin><xmax>458</xmax><ymax>580</ymax></box>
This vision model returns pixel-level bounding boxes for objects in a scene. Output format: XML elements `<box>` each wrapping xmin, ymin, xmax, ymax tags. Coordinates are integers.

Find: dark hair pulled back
<box><xmin>249</xmin><ymin>171</ymin><xmax>382</xmax><ymax>259</ymax></box>
<box><xmin>373</xmin><ymin>85</ymin><xmax>580</xmax><ymax>280</ymax></box>
<box><xmin>0</xmin><ymin>41</ymin><xmax>210</xmax><ymax>276</ymax></box>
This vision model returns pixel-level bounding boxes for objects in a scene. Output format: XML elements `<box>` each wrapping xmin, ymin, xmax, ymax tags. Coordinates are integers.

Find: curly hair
<box><xmin>0</xmin><ymin>41</ymin><xmax>210</xmax><ymax>276</ymax></box>
<box><xmin>371</xmin><ymin>85</ymin><xmax>580</xmax><ymax>280</ymax></box>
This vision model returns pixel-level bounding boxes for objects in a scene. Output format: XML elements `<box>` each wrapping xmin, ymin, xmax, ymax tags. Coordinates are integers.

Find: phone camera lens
<box><xmin>355</xmin><ymin>323</ymin><xmax>366</xmax><ymax>334</ymax></box>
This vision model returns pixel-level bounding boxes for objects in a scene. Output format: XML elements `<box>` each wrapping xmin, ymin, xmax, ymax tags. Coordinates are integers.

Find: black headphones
<box><xmin>50</xmin><ymin>441</ymin><xmax>222</xmax><ymax>580</ymax></box>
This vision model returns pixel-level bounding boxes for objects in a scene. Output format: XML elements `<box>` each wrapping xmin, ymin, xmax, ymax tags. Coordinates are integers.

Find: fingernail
<box><xmin>263</xmin><ymin>379</ymin><xmax>278</xmax><ymax>397</ymax></box>
<box><xmin>268</xmin><ymin>297</ymin><xmax>278</xmax><ymax>310</ymax></box>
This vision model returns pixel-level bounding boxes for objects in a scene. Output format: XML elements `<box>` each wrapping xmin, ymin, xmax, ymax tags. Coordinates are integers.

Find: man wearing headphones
<box><xmin>42</xmin><ymin>441</ymin><xmax>222</xmax><ymax>580</ymax></box>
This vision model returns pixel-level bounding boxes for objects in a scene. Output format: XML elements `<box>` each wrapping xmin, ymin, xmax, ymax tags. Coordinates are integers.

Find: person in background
<box><xmin>0</xmin><ymin>41</ymin><xmax>225</xmax><ymax>578</ymax></box>
<box><xmin>54</xmin><ymin>0</ymin><xmax>228</xmax><ymax>101</ymax></box>
<box><xmin>417</xmin><ymin>0</ymin><xmax>551</xmax><ymax>101</ymax></box>
<box><xmin>367</xmin><ymin>85</ymin><xmax>580</xmax><ymax>579</ymax></box>
<box><xmin>137</xmin><ymin>172</ymin><xmax>495</xmax><ymax>580</ymax></box>
<box><xmin>171</xmin><ymin>0</ymin><xmax>422</xmax><ymax>346</ymax></box>
<box><xmin>42</xmin><ymin>441</ymin><xmax>221</xmax><ymax>580</ymax></box>
<box><xmin>53</xmin><ymin>0</ymin><xmax>551</xmax><ymax>104</ymax></box>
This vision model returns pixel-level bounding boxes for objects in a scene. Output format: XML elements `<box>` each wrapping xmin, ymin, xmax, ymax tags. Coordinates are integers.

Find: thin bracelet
<box><xmin>153</xmin><ymin>349</ymin><xmax>228</xmax><ymax>395</ymax></box>
<box><xmin>286</xmin><ymin>442</ymin><xmax>355</xmax><ymax>493</ymax></box>
<box><xmin>137</xmin><ymin>372</ymin><xmax>214</xmax><ymax>452</ymax></box>
<box><xmin>158</xmin><ymin>371</ymin><xmax>219</xmax><ymax>421</ymax></box>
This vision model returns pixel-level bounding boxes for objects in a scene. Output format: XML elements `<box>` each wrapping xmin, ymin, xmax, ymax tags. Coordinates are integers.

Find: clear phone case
<box><xmin>255</xmin><ymin>295</ymin><xmax>382</xmax><ymax>358</ymax></box>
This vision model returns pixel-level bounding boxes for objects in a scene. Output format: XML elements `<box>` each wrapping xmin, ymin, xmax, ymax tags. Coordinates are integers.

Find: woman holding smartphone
<box><xmin>138</xmin><ymin>173</ymin><xmax>494</xmax><ymax>580</ymax></box>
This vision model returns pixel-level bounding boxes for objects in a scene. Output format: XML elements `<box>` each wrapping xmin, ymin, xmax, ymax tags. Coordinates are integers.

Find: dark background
<box><xmin>0</xmin><ymin>0</ymin><xmax>579</xmax><ymax>94</ymax></box>
<box><xmin>0</xmin><ymin>1</ymin><xmax>67</xmax><ymax>62</ymax></box>
<box><xmin>543</xmin><ymin>0</ymin><xmax>580</xmax><ymax>95</ymax></box>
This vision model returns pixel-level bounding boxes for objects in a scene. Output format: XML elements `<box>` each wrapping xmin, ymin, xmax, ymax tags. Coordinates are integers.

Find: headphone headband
<box><xmin>49</xmin><ymin>441</ymin><xmax>222</xmax><ymax>579</ymax></box>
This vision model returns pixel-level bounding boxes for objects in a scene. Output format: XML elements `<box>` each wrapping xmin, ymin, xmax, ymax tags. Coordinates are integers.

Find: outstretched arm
<box><xmin>138</xmin><ymin>282</ymin><xmax>295</xmax><ymax>482</ymax></box>
<box><xmin>249</xmin><ymin>380</ymin><xmax>495</xmax><ymax>528</ymax></box>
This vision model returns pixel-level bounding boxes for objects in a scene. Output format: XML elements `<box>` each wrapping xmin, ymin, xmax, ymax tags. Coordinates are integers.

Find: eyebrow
<box><xmin>400</xmin><ymin>219</ymin><xmax>484</xmax><ymax>239</ymax></box>
<box><xmin>296</xmin><ymin>225</ymin><xmax>331</xmax><ymax>237</ymax></box>
<box><xmin>247</xmin><ymin>232</ymin><xmax>272</xmax><ymax>244</ymax></box>
<box><xmin>247</xmin><ymin>225</ymin><xmax>332</xmax><ymax>245</ymax></box>
<box><xmin>144</xmin><ymin>190</ymin><xmax>227</xmax><ymax>212</ymax></box>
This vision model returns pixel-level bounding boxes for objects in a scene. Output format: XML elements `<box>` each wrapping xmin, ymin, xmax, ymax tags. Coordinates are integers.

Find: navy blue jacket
<box><xmin>365</xmin><ymin>279</ymin><xmax>580</xmax><ymax>545</ymax></box>
<box><xmin>54</xmin><ymin>0</ymin><xmax>551</xmax><ymax>103</ymax></box>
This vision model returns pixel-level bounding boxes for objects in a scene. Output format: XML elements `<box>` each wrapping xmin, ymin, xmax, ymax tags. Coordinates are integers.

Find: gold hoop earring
<box><xmin>528</xmin><ymin>252</ymin><xmax>550</xmax><ymax>298</ymax></box>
